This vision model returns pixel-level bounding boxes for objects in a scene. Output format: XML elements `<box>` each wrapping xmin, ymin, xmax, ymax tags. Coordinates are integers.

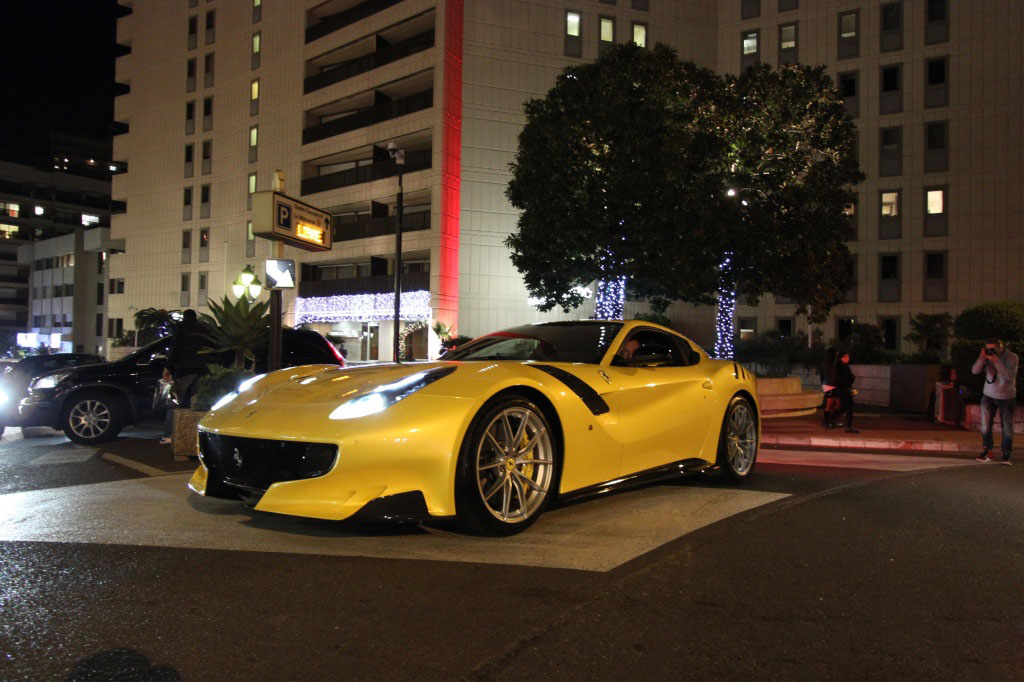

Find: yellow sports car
<box><xmin>189</xmin><ymin>320</ymin><xmax>759</xmax><ymax>535</ymax></box>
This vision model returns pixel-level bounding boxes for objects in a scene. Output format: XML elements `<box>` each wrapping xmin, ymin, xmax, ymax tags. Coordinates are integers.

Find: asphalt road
<box><xmin>0</xmin><ymin>427</ymin><xmax>1021</xmax><ymax>681</ymax></box>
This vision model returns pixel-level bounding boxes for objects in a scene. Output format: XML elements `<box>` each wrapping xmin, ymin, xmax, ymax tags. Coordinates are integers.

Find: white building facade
<box><xmin>109</xmin><ymin>0</ymin><xmax>1023</xmax><ymax>357</ymax></box>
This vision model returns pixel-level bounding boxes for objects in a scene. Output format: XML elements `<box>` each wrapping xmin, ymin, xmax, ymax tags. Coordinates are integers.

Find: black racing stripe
<box><xmin>529</xmin><ymin>364</ymin><xmax>610</xmax><ymax>415</ymax></box>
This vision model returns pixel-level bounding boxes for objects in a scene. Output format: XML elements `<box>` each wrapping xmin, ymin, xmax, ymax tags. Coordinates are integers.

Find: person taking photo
<box><xmin>972</xmin><ymin>338</ymin><xmax>1018</xmax><ymax>465</ymax></box>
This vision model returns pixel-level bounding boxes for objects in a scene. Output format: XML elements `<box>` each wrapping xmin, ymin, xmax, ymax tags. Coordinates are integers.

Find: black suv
<box><xmin>20</xmin><ymin>329</ymin><xmax>343</xmax><ymax>444</ymax></box>
<box><xmin>0</xmin><ymin>353</ymin><xmax>106</xmax><ymax>435</ymax></box>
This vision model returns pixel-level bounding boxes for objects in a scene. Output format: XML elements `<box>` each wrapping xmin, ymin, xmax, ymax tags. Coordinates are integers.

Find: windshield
<box><xmin>443</xmin><ymin>322</ymin><xmax>622</xmax><ymax>364</ymax></box>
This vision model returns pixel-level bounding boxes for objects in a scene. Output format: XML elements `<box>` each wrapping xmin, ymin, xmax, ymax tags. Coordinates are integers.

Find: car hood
<box><xmin>233</xmin><ymin>362</ymin><xmax>455</xmax><ymax>409</ymax></box>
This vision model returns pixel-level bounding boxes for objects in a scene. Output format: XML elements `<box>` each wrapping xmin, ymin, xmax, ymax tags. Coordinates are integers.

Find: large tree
<box><xmin>506</xmin><ymin>43</ymin><xmax>724</xmax><ymax>318</ymax></box>
<box><xmin>506</xmin><ymin>45</ymin><xmax>862</xmax><ymax>355</ymax></box>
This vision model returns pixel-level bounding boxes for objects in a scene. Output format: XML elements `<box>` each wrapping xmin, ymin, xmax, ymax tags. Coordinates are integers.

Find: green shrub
<box><xmin>191</xmin><ymin>364</ymin><xmax>253</xmax><ymax>411</ymax></box>
<box><xmin>953</xmin><ymin>301</ymin><xmax>1024</xmax><ymax>342</ymax></box>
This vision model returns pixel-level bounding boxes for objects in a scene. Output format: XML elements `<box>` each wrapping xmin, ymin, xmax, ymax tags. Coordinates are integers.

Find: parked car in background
<box><xmin>0</xmin><ymin>353</ymin><xmax>107</xmax><ymax>435</ymax></box>
<box><xmin>19</xmin><ymin>329</ymin><xmax>344</xmax><ymax>445</ymax></box>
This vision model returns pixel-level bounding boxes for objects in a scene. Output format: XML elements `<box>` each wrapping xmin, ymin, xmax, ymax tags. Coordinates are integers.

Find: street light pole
<box><xmin>388</xmin><ymin>142</ymin><xmax>405</xmax><ymax>363</ymax></box>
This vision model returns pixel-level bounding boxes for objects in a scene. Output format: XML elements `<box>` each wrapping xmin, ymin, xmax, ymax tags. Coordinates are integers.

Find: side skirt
<box><xmin>558</xmin><ymin>458</ymin><xmax>716</xmax><ymax>504</ymax></box>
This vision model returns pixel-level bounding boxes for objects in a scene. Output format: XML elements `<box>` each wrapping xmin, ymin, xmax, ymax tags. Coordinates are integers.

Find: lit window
<box><xmin>248</xmin><ymin>173</ymin><xmax>257</xmax><ymax>194</ymax></box>
<box><xmin>743</xmin><ymin>32</ymin><xmax>758</xmax><ymax>55</ymax></box>
<box><xmin>250</xmin><ymin>79</ymin><xmax>259</xmax><ymax>101</ymax></box>
<box><xmin>881</xmin><ymin>191</ymin><xmax>899</xmax><ymax>217</ymax></box>
<box><xmin>780</xmin><ymin>24</ymin><xmax>796</xmax><ymax>50</ymax></box>
<box><xmin>840</xmin><ymin>13</ymin><xmax>857</xmax><ymax>38</ymax></box>
<box><xmin>81</xmin><ymin>214</ymin><xmax>100</xmax><ymax>226</ymax></box>
<box><xmin>247</xmin><ymin>220</ymin><xmax>254</xmax><ymax>240</ymax></box>
<box><xmin>600</xmin><ymin>18</ymin><xmax>614</xmax><ymax>42</ymax></box>
<box><xmin>0</xmin><ymin>202</ymin><xmax>19</xmax><ymax>217</ymax></box>
<box><xmin>252</xmin><ymin>32</ymin><xmax>261</xmax><ymax>54</ymax></box>
<box><xmin>843</xmin><ymin>203</ymin><xmax>856</xmax><ymax>216</ymax></box>
<box><xmin>566</xmin><ymin>12</ymin><xmax>580</xmax><ymax>37</ymax></box>
<box><xmin>632</xmin><ymin>23</ymin><xmax>646</xmax><ymax>47</ymax></box>
<box><xmin>249</xmin><ymin>126</ymin><xmax>258</xmax><ymax>147</ymax></box>
<box><xmin>0</xmin><ymin>224</ymin><xmax>18</xmax><ymax>239</ymax></box>
<box><xmin>927</xmin><ymin>189</ymin><xmax>944</xmax><ymax>214</ymax></box>
<box><xmin>253</xmin><ymin>0</ymin><xmax>260</xmax><ymax>6</ymax></box>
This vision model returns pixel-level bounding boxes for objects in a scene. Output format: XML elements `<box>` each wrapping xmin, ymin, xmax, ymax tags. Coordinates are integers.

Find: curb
<box><xmin>761</xmin><ymin>433</ymin><xmax>976</xmax><ymax>454</ymax></box>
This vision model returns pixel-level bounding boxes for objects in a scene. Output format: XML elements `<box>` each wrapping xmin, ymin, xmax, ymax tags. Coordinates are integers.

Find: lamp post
<box><xmin>231</xmin><ymin>264</ymin><xmax>263</xmax><ymax>301</ymax></box>
<box><xmin>387</xmin><ymin>141</ymin><xmax>405</xmax><ymax>363</ymax></box>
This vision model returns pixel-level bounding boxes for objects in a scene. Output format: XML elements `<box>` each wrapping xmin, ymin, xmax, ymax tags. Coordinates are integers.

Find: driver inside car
<box><xmin>616</xmin><ymin>339</ymin><xmax>640</xmax><ymax>363</ymax></box>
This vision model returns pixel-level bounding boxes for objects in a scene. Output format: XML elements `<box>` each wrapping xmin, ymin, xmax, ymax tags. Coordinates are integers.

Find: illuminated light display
<box><xmin>295</xmin><ymin>290</ymin><xmax>432</xmax><ymax>324</ymax></box>
<box><xmin>714</xmin><ymin>252</ymin><xmax>736</xmax><ymax>359</ymax></box>
<box><xmin>437</xmin><ymin>0</ymin><xmax>463</xmax><ymax>329</ymax></box>
<box><xmin>594</xmin><ymin>277</ymin><xmax>625</xmax><ymax>320</ymax></box>
<box><xmin>398</xmin><ymin>320</ymin><xmax>428</xmax><ymax>360</ymax></box>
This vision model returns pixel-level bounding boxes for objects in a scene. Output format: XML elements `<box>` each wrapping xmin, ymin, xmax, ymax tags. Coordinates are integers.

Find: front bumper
<box><xmin>17</xmin><ymin>394</ymin><xmax>60</xmax><ymax>428</ymax></box>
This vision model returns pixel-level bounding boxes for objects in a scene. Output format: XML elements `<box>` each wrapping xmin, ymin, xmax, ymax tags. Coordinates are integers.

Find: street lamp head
<box><xmin>239</xmin><ymin>264</ymin><xmax>256</xmax><ymax>287</ymax></box>
<box><xmin>248</xmin><ymin>276</ymin><xmax>263</xmax><ymax>300</ymax></box>
<box><xmin>387</xmin><ymin>141</ymin><xmax>405</xmax><ymax>165</ymax></box>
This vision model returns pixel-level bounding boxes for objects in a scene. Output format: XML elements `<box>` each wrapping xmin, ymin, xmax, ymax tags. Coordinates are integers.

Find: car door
<box><xmin>600</xmin><ymin>329</ymin><xmax>714</xmax><ymax>476</ymax></box>
<box><xmin>131</xmin><ymin>338</ymin><xmax>172</xmax><ymax>418</ymax></box>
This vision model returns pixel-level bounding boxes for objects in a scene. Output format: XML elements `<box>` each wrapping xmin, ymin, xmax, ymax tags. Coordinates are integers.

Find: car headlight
<box><xmin>329</xmin><ymin>366</ymin><xmax>456</xmax><ymax>420</ymax></box>
<box><xmin>209</xmin><ymin>373</ymin><xmax>267</xmax><ymax>412</ymax></box>
<box><xmin>32</xmin><ymin>372</ymin><xmax>72</xmax><ymax>390</ymax></box>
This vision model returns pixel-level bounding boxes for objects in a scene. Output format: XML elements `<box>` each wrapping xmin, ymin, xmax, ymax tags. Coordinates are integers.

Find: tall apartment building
<box><xmin>109</xmin><ymin>0</ymin><xmax>1022</xmax><ymax>358</ymax></box>
<box><xmin>0</xmin><ymin>159</ymin><xmax>119</xmax><ymax>354</ymax></box>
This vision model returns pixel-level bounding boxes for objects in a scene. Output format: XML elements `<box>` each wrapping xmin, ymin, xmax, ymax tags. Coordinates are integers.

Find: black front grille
<box><xmin>199</xmin><ymin>433</ymin><xmax>338</xmax><ymax>492</ymax></box>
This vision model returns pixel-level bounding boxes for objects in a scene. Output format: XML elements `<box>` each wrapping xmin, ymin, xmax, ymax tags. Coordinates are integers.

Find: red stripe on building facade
<box><xmin>438</xmin><ymin>0</ymin><xmax>463</xmax><ymax>329</ymax></box>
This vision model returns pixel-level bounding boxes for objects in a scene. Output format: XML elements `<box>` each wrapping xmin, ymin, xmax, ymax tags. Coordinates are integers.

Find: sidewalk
<box><xmin>761</xmin><ymin>408</ymin><xmax>998</xmax><ymax>456</ymax></box>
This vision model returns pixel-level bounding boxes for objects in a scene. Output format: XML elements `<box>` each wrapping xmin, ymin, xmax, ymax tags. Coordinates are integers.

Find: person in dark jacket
<box><xmin>160</xmin><ymin>309</ymin><xmax>211</xmax><ymax>444</ymax></box>
<box><xmin>831</xmin><ymin>351</ymin><xmax>859</xmax><ymax>434</ymax></box>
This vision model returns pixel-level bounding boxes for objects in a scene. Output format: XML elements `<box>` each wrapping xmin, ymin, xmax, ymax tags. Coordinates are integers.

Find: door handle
<box><xmin>702</xmin><ymin>380</ymin><xmax>714</xmax><ymax>390</ymax></box>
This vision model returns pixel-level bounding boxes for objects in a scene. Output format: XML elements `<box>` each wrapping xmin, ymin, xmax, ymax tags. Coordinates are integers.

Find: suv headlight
<box><xmin>32</xmin><ymin>372</ymin><xmax>72</xmax><ymax>390</ymax></box>
<box><xmin>329</xmin><ymin>366</ymin><xmax>456</xmax><ymax>420</ymax></box>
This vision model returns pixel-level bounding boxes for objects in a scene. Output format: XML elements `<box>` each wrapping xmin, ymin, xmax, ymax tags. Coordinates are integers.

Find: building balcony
<box><xmin>298</xmin><ymin>271</ymin><xmax>429</xmax><ymax>298</ymax></box>
<box><xmin>334</xmin><ymin>210</ymin><xmax>429</xmax><ymax>242</ymax></box>
<box><xmin>301</xmin><ymin>148</ymin><xmax>431</xmax><ymax>196</ymax></box>
<box><xmin>305</xmin><ymin>0</ymin><xmax>405</xmax><ymax>43</ymax></box>
<box><xmin>303</xmin><ymin>89</ymin><xmax>432</xmax><ymax>145</ymax></box>
<box><xmin>304</xmin><ymin>28</ymin><xmax>434</xmax><ymax>94</ymax></box>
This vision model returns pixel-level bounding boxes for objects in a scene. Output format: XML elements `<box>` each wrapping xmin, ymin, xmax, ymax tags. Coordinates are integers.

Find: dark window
<box><xmin>924</xmin><ymin>251</ymin><xmax>948</xmax><ymax>301</ymax></box>
<box><xmin>200</xmin><ymin>185</ymin><xmax>210</xmax><ymax>203</ymax></box>
<box><xmin>187</xmin><ymin>59</ymin><xmax>196</xmax><ymax>78</ymax></box>
<box><xmin>927</xmin><ymin>58</ymin><xmax>946</xmax><ymax>85</ymax></box>
<box><xmin>882</xmin><ymin>3</ymin><xmax>902</xmax><ymax>30</ymax></box>
<box><xmin>184</xmin><ymin>145</ymin><xmax>194</xmax><ymax>163</ymax></box>
<box><xmin>96</xmin><ymin>314</ymin><xmax>103</xmax><ymax>338</ymax></box>
<box><xmin>779</xmin><ymin>0</ymin><xmax>798</xmax><ymax>11</ymax></box>
<box><xmin>926</xmin><ymin>121</ymin><xmax>947</xmax><ymax>149</ymax></box>
<box><xmin>741</xmin><ymin>0</ymin><xmax>760</xmax><ymax>20</ymax></box>
<box><xmin>183</xmin><ymin>188</ymin><xmax>193</xmax><ymax>206</ymax></box>
<box><xmin>881</xmin><ymin>254</ymin><xmax>899</xmax><ymax>279</ymax></box>
<box><xmin>927</xmin><ymin>0</ymin><xmax>947</xmax><ymax>22</ymax></box>
<box><xmin>205</xmin><ymin>10</ymin><xmax>215</xmax><ymax>30</ymax></box>
<box><xmin>882</xmin><ymin>65</ymin><xmax>900</xmax><ymax>91</ymax></box>
<box><xmin>96</xmin><ymin>282</ymin><xmax>104</xmax><ymax>304</ymax></box>
<box><xmin>202</xmin><ymin>97</ymin><xmax>212</xmax><ymax>116</ymax></box>
<box><xmin>880</xmin><ymin>317</ymin><xmax>900</xmax><ymax>350</ymax></box>
<box><xmin>926</xmin><ymin>252</ymin><xmax>946</xmax><ymax>279</ymax></box>
<box><xmin>182</xmin><ymin>230</ymin><xmax>192</xmax><ymax>249</ymax></box>
<box><xmin>777</xmin><ymin>318</ymin><xmax>793</xmax><ymax>337</ymax></box>
<box><xmin>838</xmin><ymin>71</ymin><xmax>858</xmax><ymax>118</ymax></box>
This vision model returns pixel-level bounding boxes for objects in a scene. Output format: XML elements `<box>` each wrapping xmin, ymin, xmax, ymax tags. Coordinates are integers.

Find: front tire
<box><xmin>455</xmin><ymin>397</ymin><xmax>558</xmax><ymax>536</ymax></box>
<box><xmin>716</xmin><ymin>396</ymin><xmax>758</xmax><ymax>483</ymax></box>
<box><xmin>61</xmin><ymin>391</ymin><xmax>127</xmax><ymax>445</ymax></box>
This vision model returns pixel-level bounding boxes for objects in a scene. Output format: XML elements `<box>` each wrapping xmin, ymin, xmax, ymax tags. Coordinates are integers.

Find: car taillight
<box><xmin>328</xmin><ymin>342</ymin><xmax>345</xmax><ymax>366</ymax></box>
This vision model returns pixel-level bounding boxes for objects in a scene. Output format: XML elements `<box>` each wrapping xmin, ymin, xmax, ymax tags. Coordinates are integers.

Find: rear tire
<box><xmin>716</xmin><ymin>396</ymin><xmax>758</xmax><ymax>483</ymax></box>
<box><xmin>61</xmin><ymin>391</ymin><xmax>127</xmax><ymax>445</ymax></box>
<box><xmin>455</xmin><ymin>397</ymin><xmax>558</xmax><ymax>536</ymax></box>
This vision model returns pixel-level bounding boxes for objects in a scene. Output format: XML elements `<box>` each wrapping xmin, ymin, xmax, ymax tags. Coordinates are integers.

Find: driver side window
<box><xmin>614</xmin><ymin>330</ymin><xmax>687</xmax><ymax>366</ymax></box>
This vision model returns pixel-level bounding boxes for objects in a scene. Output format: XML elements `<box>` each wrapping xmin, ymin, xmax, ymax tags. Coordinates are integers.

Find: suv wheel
<box><xmin>62</xmin><ymin>391</ymin><xmax>126</xmax><ymax>445</ymax></box>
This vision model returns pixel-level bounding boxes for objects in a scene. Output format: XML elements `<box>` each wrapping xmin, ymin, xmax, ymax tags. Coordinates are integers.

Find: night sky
<box><xmin>0</xmin><ymin>0</ymin><xmax>118</xmax><ymax>167</ymax></box>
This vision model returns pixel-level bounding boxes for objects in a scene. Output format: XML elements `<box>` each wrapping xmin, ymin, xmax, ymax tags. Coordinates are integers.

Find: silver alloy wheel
<box><xmin>726</xmin><ymin>401</ymin><xmax>758</xmax><ymax>475</ymax></box>
<box><xmin>68</xmin><ymin>399</ymin><xmax>112</xmax><ymax>440</ymax></box>
<box><xmin>474</xmin><ymin>406</ymin><xmax>554</xmax><ymax>524</ymax></box>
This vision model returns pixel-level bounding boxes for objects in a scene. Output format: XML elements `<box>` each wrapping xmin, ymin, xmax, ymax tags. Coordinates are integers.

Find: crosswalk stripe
<box><xmin>100</xmin><ymin>453</ymin><xmax>171</xmax><ymax>477</ymax></box>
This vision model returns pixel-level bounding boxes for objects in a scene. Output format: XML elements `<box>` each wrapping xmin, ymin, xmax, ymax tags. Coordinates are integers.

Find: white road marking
<box><xmin>29</xmin><ymin>450</ymin><xmax>96</xmax><ymax>466</ymax></box>
<box><xmin>99</xmin><ymin>453</ymin><xmax>170</xmax><ymax>477</ymax></box>
<box><xmin>758</xmin><ymin>448</ymin><xmax>977</xmax><ymax>471</ymax></box>
<box><xmin>0</xmin><ymin>473</ymin><xmax>787</xmax><ymax>572</ymax></box>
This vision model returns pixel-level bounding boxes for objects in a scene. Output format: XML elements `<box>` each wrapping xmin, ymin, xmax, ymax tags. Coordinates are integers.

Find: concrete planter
<box><xmin>171</xmin><ymin>408</ymin><xmax>206</xmax><ymax>458</ymax></box>
<box><xmin>962</xmin><ymin>403</ymin><xmax>1024</xmax><ymax>434</ymax></box>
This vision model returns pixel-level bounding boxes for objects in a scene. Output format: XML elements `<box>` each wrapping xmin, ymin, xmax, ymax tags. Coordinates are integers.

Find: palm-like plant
<box><xmin>199</xmin><ymin>296</ymin><xmax>270</xmax><ymax>369</ymax></box>
<box><xmin>134</xmin><ymin>308</ymin><xmax>180</xmax><ymax>335</ymax></box>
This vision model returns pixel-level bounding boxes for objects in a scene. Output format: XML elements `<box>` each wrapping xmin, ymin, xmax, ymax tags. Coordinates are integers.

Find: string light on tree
<box><xmin>714</xmin><ymin>252</ymin><xmax>736</xmax><ymax>359</ymax></box>
<box><xmin>594</xmin><ymin>276</ymin><xmax>625</xmax><ymax>320</ymax></box>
